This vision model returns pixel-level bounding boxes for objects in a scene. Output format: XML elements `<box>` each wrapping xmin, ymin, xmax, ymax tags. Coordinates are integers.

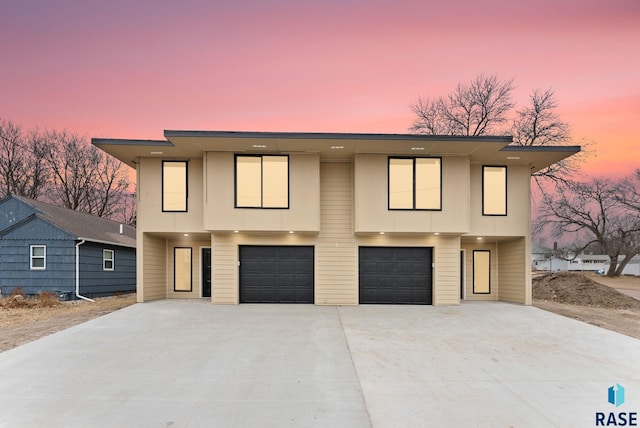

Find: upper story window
<box><xmin>103</xmin><ymin>249</ymin><xmax>114</xmax><ymax>271</ymax></box>
<box><xmin>30</xmin><ymin>245</ymin><xmax>46</xmax><ymax>270</ymax></box>
<box><xmin>162</xmin><ymin>161</ymin><xmax>188</xmax><ymax>212</ymax></box>
<box><xmin>235</xmin><ymin>155</ymin><xmax>289</xmax><ymax>208</ymax></box>
<box><xmin>482</xmin><ymin>166</ymin><xmax>507</xmax><ymax>216</ymax></box>
<box><xmin>388</xmin><ymin>157</ymin><xmax>441</xmax><ymax>210</ymax></box>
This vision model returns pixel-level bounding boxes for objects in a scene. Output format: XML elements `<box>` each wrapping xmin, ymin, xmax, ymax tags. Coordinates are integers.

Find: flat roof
<box><xmin>93</xmin><ymin>130</ymin><xmax>580</xmax><ymax>173</ymax></box>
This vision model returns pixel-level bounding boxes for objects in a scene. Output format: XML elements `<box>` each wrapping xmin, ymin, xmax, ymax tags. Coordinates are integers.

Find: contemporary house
<box><xmin>0</xmin><ymin>194</ymin><xmax>136</xmax><ymax>299</ymax></box>
<box><xmin>93</xmin><ymin>131</ymin><xmax>579</xmax><ymax>305</ymax></box>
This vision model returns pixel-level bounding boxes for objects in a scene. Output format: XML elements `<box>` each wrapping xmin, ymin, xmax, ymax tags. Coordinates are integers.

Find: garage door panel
<box><xmin>359</xmin><ymin>247</ymin><xmax>432</xmax><ymax>305</ymax></box>
<box><xmin>240</xmin><ymin>246</ymin><xmax>314</xmax><ymax>304</ymax></box>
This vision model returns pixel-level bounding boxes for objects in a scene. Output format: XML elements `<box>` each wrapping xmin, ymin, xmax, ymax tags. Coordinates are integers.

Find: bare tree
<box><xmin>613</xmin><ymin>169</ymin><xmax>640</xmax><ymax>274</ymax></box>
<box><xmin>536</xmin><ymin>176</ymin><xmax>640</xmax><ymax>276</ymax></box>
<box><xmin>0</xmin><ymin>119</ymin><xmax>50</xmax><ymax>199</ymax></box>
<box><xmin>41</xmin><ymin>129</ymin><xmax>132</xmax><ymax>219</ymax></box>
<box><xmin>511</xmin><ymin>88</ymin><xmax>589</xmax><ymax>185</ymax></box>
<box><xmin>410</xmin><ymin>74</ymin><xmax>515</xmax><ymax>136</ymax></box>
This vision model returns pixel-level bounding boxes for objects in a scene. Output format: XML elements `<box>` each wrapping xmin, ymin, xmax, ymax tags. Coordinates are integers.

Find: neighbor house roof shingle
<box><xmin>8</xmin><ymin>195</ymin><xmax>136</xmax><ymax>248</ymax></box>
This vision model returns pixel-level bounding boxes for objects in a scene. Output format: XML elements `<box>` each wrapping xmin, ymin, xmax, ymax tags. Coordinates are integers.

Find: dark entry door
<box><xmin>359</xmin><ymin>247</ymin><xmax>432</xmax><ymax>305</ymax></box>
<box><xmin>239</xmin><ymin>246</ymin><xmax>314</xmax><ymax>303</ymax></box>
<box><xmin>202</xmin><ymin>248</ymin><xmax>212</xmax><ymax>298</ymax></box>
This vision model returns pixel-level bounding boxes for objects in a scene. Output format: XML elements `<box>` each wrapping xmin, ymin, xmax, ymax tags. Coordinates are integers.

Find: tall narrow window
<box><xmin>473</xmin><ymin>250</ymin><xmax>491</xmax><ymax>294</ymax></box>
<box><xmin>30</xmin><ymin>245</ymin><xmax>46</xmax><ymax>270</ymax></box>
<box><xmin>235</xmin><ymin>155</ymin><xmax>289</xmax><ymax>208</ymax></box>
<box><xmin>163</xmin><ymin>161</ymin><xmax>188</xmax><ymax>212</ymax></box>
<box><xmin>482</xmin><ymin>166</ymin><xmax>507</xmax><ymax>216</ymax></box>
<box><xmin>174</xmin><ymin>247</ymin><xmax>192</xmax><ymax>292</ymax></box>
<box><xmin>389</xmin><ymin>157</ymin><xmax>441</xmax><ymax>210</ymax></box>
<box><xmin>103</xmin><ymin>249</ymin><xmax>114</xmax><ymax>271</ymax></box>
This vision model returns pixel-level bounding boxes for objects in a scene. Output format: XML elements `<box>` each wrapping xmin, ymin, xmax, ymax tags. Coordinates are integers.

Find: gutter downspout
<box><xmin>75</xmin><ymin>239</ymin><xmax>95</xmax><ymax>302</ymax></box>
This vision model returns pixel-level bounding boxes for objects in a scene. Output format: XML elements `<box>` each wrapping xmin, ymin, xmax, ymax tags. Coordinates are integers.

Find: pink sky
<box><xmin>1</xmin><ymin>0</ymin><xmax>638</xmax><ymax>178</ymax></box>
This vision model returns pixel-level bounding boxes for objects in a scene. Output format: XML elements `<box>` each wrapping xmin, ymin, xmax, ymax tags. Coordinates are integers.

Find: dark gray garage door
<box><xmin>239</xmin><ymin>246</ymin><xmax>314</xmax><ymax>303</ymax></box>
<box><xmin>359</xmin><ymin>247</ymin><xmax>432</xmax><ymax>305</ymax></box>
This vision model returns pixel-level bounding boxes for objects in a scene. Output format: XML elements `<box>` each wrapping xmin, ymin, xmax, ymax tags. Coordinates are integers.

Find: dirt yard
<box><xmin>1</xmin><ymin>273</ymin><xmax>639</xmax><ymax>353</ymax></box>
<box><xmin>533</xmin><ymin>272</ymin><xmax>640</xmax><ymax>340</ymax></box>
<box><xmin>0</xmin><ymin>293</ymin><xmax>136</xmax><ymax>352</ymax></box>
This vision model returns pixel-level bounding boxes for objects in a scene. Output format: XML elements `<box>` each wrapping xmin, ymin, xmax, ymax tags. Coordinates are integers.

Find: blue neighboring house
<box><xmin>0</xmin><ymin>194</ymin><xmax>136</xmax><ymax>299</ymax></box>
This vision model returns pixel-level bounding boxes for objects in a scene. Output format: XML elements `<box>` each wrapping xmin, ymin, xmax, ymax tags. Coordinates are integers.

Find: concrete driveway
<box><xmin>1</xmin><ymin>301</ymin><xmax>639</xmax><ymax>428</ymax></box>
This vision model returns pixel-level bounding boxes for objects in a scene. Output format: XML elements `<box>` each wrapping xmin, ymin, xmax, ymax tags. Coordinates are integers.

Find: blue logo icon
<box><xmin>608</xmin><ymin>384</ymin><xmax>625</xmax><ymax>407</ymax></box>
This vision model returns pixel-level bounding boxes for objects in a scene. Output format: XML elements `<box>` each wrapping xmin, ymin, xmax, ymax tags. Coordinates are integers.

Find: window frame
<box><xmin>388</xmin><ymin>156</ymin><xmax>442</xmax><ymax>211</ymax></box>
<box><xmin>173</xmin><ymin>247</ymin><xmax>193</xmax><ymax>292</ymax></box>
<box><xmin>30</xmin><ymin>245</ymin><xmax>46</xmax><ymax>270</ymax></box>
<box><xmin>482</xmin><ymin>165</ymin><xmax>507</xmax><ymax>216</ymax></box>
<box><xmin>234</xmin><ymin>154</ymin><xmax>290</xmax><ymax>209</ymax></box>
<box><xmin>103</xmin><ymin>249</ymin><xmax>115</xmax><ymax>271</ymax></box>
<box><xmin>162</xmin><ymin>160</ymin><xmax>189</xmax><ymax>212</ymax></box>
<box><xmin>472</xmin><ymin>250</ymin><xmax>491</xmax><ymax>294</ymax></box>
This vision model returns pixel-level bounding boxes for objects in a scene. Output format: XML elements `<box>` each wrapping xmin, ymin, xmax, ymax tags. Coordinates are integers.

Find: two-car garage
<box><xmin>238</xmin><ymin>245</ymin><xmax>433</xmax><ymax>305</ymax></box>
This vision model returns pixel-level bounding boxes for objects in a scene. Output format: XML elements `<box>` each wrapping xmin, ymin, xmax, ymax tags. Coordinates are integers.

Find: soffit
<box><xmin>93</xmin><ymin>131</ymin><xmax>579</xmax><ymax>172</ymax></box>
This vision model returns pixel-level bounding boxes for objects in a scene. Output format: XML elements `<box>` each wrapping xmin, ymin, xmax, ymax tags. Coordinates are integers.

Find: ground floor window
<box><xmin>103</xmin><ymin>249</ymin><xmax>114</xmax><ymax>270</ymax></box>
<box><xmin>30</xmin><ymin>245</ymin><xmax>46</xmax><ymax>270</ymax></box>
<box><xmin>473</xmin><ymin>250</ymin><xmax>491</xmax><ymax>294</ymax></box>
<box><xmin>174</xmin><ymin>247</ymin><xmax>192</xmax><ymax>292</ymax></box>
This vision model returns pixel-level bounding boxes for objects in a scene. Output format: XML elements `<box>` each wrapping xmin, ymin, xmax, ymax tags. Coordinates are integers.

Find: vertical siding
<box><xmin>316</xmin><ymin>162</ymin><xmax>357</xmax><ymax>305</ymax></box>
<box><xmin>78</xmin><ymin>242</ymin><xmax>136</xmax><ymax>297</ymax></box>
<box><xmin>141</xmin><ymin>233</ymin><xmax>166</xmax><ymax>301</ymax></box>
<box><xmin>497</xmin><ymin>237</ymin><xmax>529</xmax><ymax>304</ymax></box>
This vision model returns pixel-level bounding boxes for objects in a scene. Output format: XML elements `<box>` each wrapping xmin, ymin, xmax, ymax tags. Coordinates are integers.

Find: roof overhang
<box><xmin>93</xmin><ymin>130</ymin><xmax>579</xmax><ymax>172</ymax></box>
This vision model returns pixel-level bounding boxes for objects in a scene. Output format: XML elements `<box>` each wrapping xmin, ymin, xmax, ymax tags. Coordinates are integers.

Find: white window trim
<box><xmin>30</xmin><ymin>245</ymin><xmax>46</xmax><ymax>270</ymax></box>
<box><xmin>103</xmin><ymin>249</ymin><xmax>115</xmax><ymax>271</ymax></box>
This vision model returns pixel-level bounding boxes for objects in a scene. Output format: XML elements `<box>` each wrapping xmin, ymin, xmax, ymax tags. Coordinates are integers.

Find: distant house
<box><xmin>567</xmin><ymin>255</ymin><xmax>610</xmax><ymax>273</ymax></box>
<box><xmin>531</xmin><ymin>242</ymin><xmax>568</xmax><ymax>272</ymax></box>
<box><xmin>0</xmin><ymin>194</ymin><xmax>136</xmax><ymax>299</ymax></box>
<box><xmin>531</xmin><ymin>243</ymin><xmax>639</xmax><ymax>276</ymax></box>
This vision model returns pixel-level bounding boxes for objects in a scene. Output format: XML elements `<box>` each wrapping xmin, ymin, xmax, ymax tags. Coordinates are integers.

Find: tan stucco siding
<box><xmin>354</xmin><ymin>154</ymin><xmax>469</xmax><ymax>234</ymax></box>
<box><xmin>137</xmin><ymin>158</ymin><xmax>204</xmax><ymax>233</ymax></box>
<box><xmin>205</xmin><ymin>152</ymin><xmax>320</xmax><ymax>232</ymax></box>
<box><xmin>469</xmin><ymin>164</ymin><xmax>530</xmax><ymax>236</ymax></box>
<box><xmin>140</xmin><ymin>233</ymin><xmax>166</xmax><ymax>302</ymax></box>
<box><xmin>316</xmin><ymin>162</ymin><xmax>357</xmax><ymax>305</ymax></box>
<box><xmin>497</xmin><ymin>238</ymin><xmax>530</xmax><ymax>304</ymax></box>
<box><xmin>462</xmin><ymin>242</ymin><xmax>498</xmax><ymax>301</ymax></box>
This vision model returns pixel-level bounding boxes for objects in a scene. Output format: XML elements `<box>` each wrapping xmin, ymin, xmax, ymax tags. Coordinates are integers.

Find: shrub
<box><xmin>37</xmin><ymin>291</ymin><xmax>60</xmax><ymax>308</ymax></box>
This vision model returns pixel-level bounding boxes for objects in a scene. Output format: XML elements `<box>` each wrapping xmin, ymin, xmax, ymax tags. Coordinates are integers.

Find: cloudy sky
<box><xmin>1</xmin><ymin>0</ymin><xmax>638</xmax><ymax>177</ymax></box>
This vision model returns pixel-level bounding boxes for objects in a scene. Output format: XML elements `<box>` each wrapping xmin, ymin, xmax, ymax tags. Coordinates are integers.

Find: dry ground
<box><xmin>1</xmin><ymin>273</ymin><xmax>639</xmax><ymax>353</ymax></box>
<box><xmin>533</xmin><ymin>272</ymin><xmax>640</xmax><ymax>340</ymax></box>
<box><xmin>0</xmin><ymin>293</ymin><xmax>136</xmax><ymax>352</ymax></box>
